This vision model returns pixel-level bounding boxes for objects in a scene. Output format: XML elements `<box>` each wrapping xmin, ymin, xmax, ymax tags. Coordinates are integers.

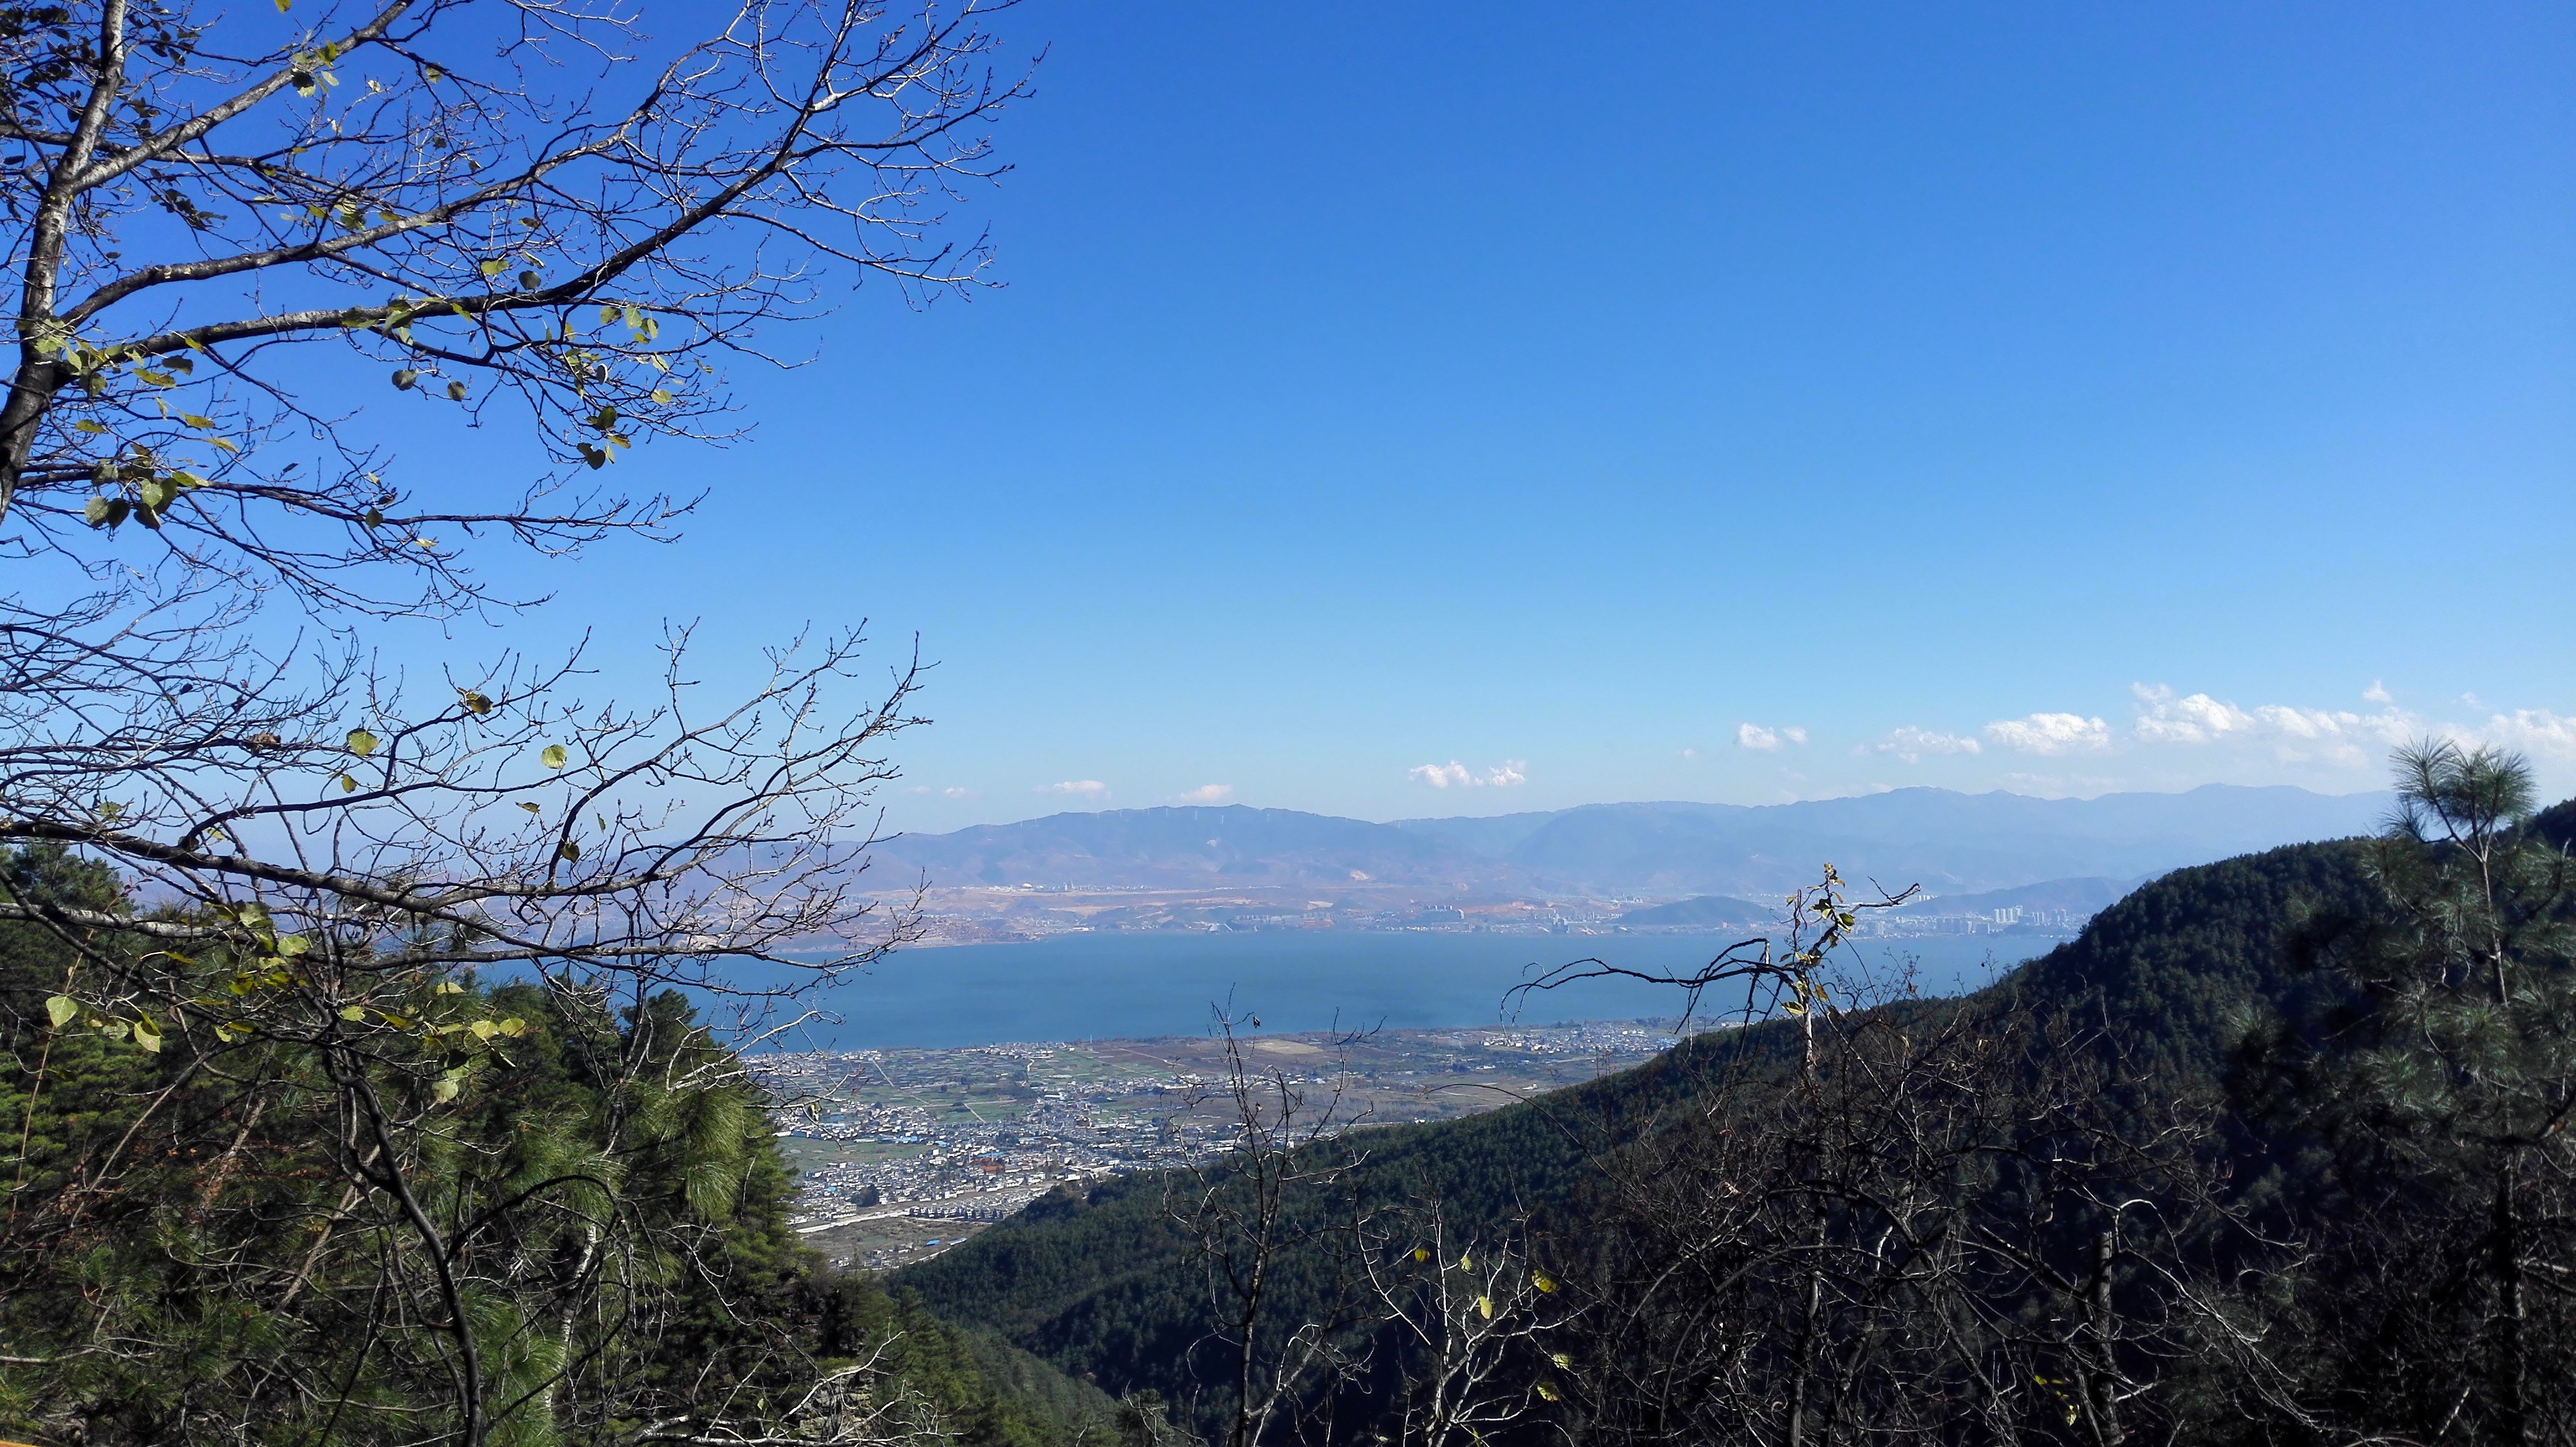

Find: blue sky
<box><xmin>431</xmin><ymin>1</ymin><xmax>2573</xmax><ymax>828</ymax></box>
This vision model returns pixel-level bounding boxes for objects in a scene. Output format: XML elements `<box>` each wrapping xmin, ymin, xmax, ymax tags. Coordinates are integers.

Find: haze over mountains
<box><xmin>872</xmin><ymin>785</ymin><xmax>2390</xmax><ymax>902</ymax></box>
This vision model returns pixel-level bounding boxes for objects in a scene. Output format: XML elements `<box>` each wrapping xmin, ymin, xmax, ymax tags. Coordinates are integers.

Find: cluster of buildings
<box><xmin>749</xmin><ymin>1051</ymin><xmax>1239</xmax><ymax>1239</ymax></box>
<box><xmin>910</xmin><ymin>890</ymin><xmax>1642</xmax><ymax>945</ymax></box>
<box><xmin>745</xmin><ymin>1020</ymin><xmax>1714</xmax><ymax>1256</ymax></box>
<box><xmin>1858</xmin><ymin>905</ymin><xmax>2090</xmax><ymax>937</ymax></box>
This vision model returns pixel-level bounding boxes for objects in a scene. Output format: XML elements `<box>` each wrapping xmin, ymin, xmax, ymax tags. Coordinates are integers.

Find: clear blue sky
<box><xmin>443</xmin><ymin>0</ymin><xmax>2574</xmax><ymax>828</ymax></box>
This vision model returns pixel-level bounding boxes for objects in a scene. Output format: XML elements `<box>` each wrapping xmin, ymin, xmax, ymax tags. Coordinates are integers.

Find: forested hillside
<box><xmin>900</xmin><ymin>844</ymin><xmax>2360</xmax><ymax>1433</ymax></box>
<box><xmin>903</xmin><ymin>751</ymin><xmax>2576</xmax><ymax>1446</ymax></box>
<box><xmin>0</xmin><ymin>846</ymin><xmax>1119</xmax><ymax>1446</ymax></box>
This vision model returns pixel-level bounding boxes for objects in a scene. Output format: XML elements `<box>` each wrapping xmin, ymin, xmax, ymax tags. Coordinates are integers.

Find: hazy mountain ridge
<box><xmin>874</xmin><ymin>787</ymin><xmax>2389</xmax><ymax>899</ymax></box>
<box><xmin>1614</xmin><ymin>878</ymin><xmax>2141</xmax><ymax>931</ymax></box>
<box><xmin>1892</xmin><ymin>876</ymin><xmax>2144</xmax><ymax>916</ymax></box>
<box><xmin>1403</xmin><ymin>786</ymin><xmax>2390</xmax><ymax>894</ymax></box>
<box><xmin>1613</xmin><ymin>894</ymin><xmax>1774</xmax><ymax>928</ymax></box>
<box><xmin>866</xmin><ymin>805</ymin><xmax>1531</xmax><ymax>891</ymax></box>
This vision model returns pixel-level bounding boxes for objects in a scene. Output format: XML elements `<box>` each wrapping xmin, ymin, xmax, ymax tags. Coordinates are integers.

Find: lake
<box><xmin>741</xmin><ymin>930</ymin><xmax>2062</xmax><ymax>1051</ymax></box>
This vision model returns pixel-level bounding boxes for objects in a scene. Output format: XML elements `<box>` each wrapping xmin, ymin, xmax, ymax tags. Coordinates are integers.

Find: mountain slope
<box><xmin>869</xmin><ymin>805</ymin><xmax>1527</xmax><ymax>891</ymax></box>
<box><xmin>894</xmin><ymin>833</ymin><xmax>2388</xmax><ymax>1434</ymax></box>
<box><xmin>1451</xmin><ymin>785</ymin><xmax>2386</xmax><ymax>894</ymax></box>
<box><xmin>879</xmin><ymin>787</ymin><xmax>2387</xmax><ymax>899</ymax></box>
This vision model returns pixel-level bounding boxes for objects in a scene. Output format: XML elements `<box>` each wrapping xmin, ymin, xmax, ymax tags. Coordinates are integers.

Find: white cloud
<box><xmin>2249</xmin><ymin>704</ymin><xmax>2357</xmax><ymax>740</ymax></box>
<box><xmin>2130</xmin><ymin>684</ymin><xmax>2253</xmax><ymax>745</ymax></box>
<box><xmin>905</xmin><ymin>785</ymin><xmax>975</xmax><ymax>798</ymax></box>
<box><xmin>1736</xmin><ymin>723</ymin><xmax>1808</xmax><ymax>751</ymax></box>
<box><xmin>1035</xmin><ymin>779</ymin><xmax>1110</xmax><ymax>798</ymax></box>
<box><xmin>1173</xmin><ymin>784</ymin><xmax>1235</xmax><ymax>804</ymax></box>
<box><xmin>2364</xmin><ymin>680</ymin><xmax>2393</xmax><ymax>704</ymax></box>
<box><xmin>1985</xmin><ymin>712</ymin><xmax>2113</xmax><ymax>755</ymax></box>
<box><xmin>2128</xmin><ymin>683</ymin><xmax>2411</xmax><ymax>768</ymax></box>
<box><xmin>1679</xmin><ymin>746</ymin><xmax>1700</xmax><ymax>761</ymax></box>
<box><xmin>2483</xmin><ymin>710</ymin><xmax>2576</xmax><ymax>758</ymax></box>
<box><xmin>1407</xmin><ymin>759</ymin><xmax>1528</xmax><ymax>789</ymax></box>
<box><xmin>1871</xmin><ymin>726</ymin><xmax>1982</xmax><ymax>764</ymax></box>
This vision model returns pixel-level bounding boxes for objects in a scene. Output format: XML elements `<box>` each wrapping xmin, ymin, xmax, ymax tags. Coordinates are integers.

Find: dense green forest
<box><xmin>904</xmin><ymin>747</ymin><xmax>2576</xmax><ymax>1446</ymax></box>
<box><xmin>0</xmin><ymin>844</ymin><xmax>1121</xmax><ymax>1446</ymax></box>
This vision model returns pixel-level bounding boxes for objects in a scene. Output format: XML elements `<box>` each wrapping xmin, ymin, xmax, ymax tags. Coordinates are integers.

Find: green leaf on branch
<box><xmin>340</xmin><ymin>774</ymin><xmax>357</xmax><ymax>793</ymax></box>
<box><xmin>458</xmin><ymin>689</ymin><xmax>492</xmax><ymax>716</ymax></box>
<box><xmin>346</xmin><ymin>728</ymin><xmax>379</xmax><ymax>757</ymax></box>
<box><xmin>45</xmin><ymin>995</ymin><xmax>77</xmax><ymax>1028</ymax></box>
<box><xmin>518</xmin><ymin>270</ymin><xmax>541</xmax><ymax>291</ymax></box>
<box><xmin>132</xmin><ymin>1014</ymin><xmax>163</xmax><ymax>1052</ymax></box>
<box><xmin>446</xmin><ymin>380</ymin><xmax>468</xmax><ymax>401</ymax></box>
<box><xmin>84</xmin><ymin>496</ymin><xmax>128</xmax><ymax>529</ymax></box>
<box><xmin>391</xmin><ymin>369</ymin><xmax>418</xmax><ymax>390</ymax></box>
<box><xmin>479</xmin><ymin>259</ymin><xmax>503</xmax><ymax>278</ymax></box>
<box><xmin>517</xmin><ymin>801</ymin><xmax>542</xmax><ymax>814</ymax></box>
<box><xmin>541</xmin><ymin>745</ymin><xmax>567</xmax><ymax>769</ymax></box>
<box><xmin>557</xmin><ymin>841</ymin><xmax>580</xmax><ymax>863</ymax></box>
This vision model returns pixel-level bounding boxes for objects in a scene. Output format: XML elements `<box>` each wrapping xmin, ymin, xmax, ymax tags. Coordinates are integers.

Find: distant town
<box><xmin>749</xmin><ymin>1018</ymin><xmax>1716</xmax><ymax>1272</ymax></box>
<box><xmin>878</xmin><ymin>881</ymin><xmax>2095</xmax><ymax>948</ymax></box>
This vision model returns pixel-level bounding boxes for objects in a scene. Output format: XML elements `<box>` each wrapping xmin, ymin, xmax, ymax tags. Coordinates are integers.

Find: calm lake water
<box><xmin>741</xmin><ymin>930</ymin><xmax>2063</xmax><ymax>1051</ymax></box>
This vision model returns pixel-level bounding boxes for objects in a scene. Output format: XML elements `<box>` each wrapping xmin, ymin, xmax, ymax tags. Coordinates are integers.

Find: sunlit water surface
<box><xmin>725</xmin><ymin>930</ymin><xmax>2064</xmax><ymax>1052</ymax></box>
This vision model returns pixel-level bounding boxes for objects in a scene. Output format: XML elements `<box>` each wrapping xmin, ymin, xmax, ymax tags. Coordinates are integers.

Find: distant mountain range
<box><xmin>870</xmin><ymin>785</ymin><xmax>2390</xmax><ymax>900</ymax></box>
<box><xmin>1615</xmin><ymin>877</ymin><xmax>2146</xmax><ymax>930</ymax></box>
